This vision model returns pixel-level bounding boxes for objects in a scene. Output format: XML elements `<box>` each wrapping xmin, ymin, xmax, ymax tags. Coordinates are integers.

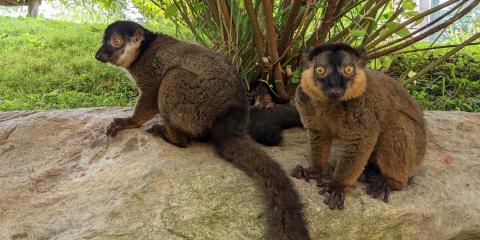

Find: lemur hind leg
<box><xmin>368</xmin><ymin>120</ymin><xmax>417</xmax><ymax>202</ymax></box>
<box><xmin>147</xmin><ymin>122</ymin><xmax>191</xmax><ymax>148</ymax></box>
<box><xmin>362</xmin><ymin>162</ymin><xmax>390</xmax><ymax>203</ymax></box>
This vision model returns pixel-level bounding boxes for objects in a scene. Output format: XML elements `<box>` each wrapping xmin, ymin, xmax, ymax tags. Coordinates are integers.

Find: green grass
<box><xmin>0</xmin><ymin>16</ymin><xmax>139</xmax><ymax>111</ymax></box>
<box><xmin>388</xmin><ymin>45</ymin><xmax>480</xmax><ymax>112</ymax></box>
<box><xmin>0</xmin><ymin>16</ymin><xmax>188</xmax><ymax>111</ymax></box>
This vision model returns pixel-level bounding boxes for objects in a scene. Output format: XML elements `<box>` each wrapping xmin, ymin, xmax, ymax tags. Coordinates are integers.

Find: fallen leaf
<box><xmin>443</xmin><ymin>154</ymin><xmax>453</xmax><ymax>165</ymax></box>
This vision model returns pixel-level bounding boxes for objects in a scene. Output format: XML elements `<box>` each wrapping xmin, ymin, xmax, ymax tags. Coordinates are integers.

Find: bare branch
<box><xmin>245</xmin><ymin>0</ymin><xmax>266</xmax><ymax>58</ymax></box>
<box><xmin>363</xmin><ymin>2</ymin><xmax>403</xmax><ymax>45</ymax></box>
<box><xmin>279</xmin><ymin>0</ymin><xmax>302</xmax><ymax>55</ymax></box>
<box><xmin>366</xmin><ymin>0</ymin><xmax>461</xmax><ymax>49</ymax></box>
<box><xmin>371</xmin><ymin>0</ymin><xmax>468</xmax><ymax>52</ymax></box>
<box><xmin>368</xmin><ymin>0</ymin><xmax>480</xmax><ymax>59</ymax></box>
<box><xmin>306</xmin><ymin>0</ymin><xmax>340</xmax><ymax>46</ymax></box>
<box><xmin>407</xmin><ymin>32</ymin><xmax>480</xmax><ymax>83</ymax></box>
<box><xmin>262</xmin><ymin>0</ymin><xmax>290</xmax><ymax>102</ymax></box>
<box><xmin>391</xmin><ymin>42</ymin><xmax>480</xmax><ymax>56</ymax></box>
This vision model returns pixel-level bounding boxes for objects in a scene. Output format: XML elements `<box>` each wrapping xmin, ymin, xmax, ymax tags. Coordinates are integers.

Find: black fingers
<box><xmin>290</xmin><ymin>165</ymin><xmax>311</xmax><ymax>182</ymax></box>
<box><xmin>106</xmin><ymin>118</ymin><xmax>129</xmax><ymax>137</ymax></box>
<box><xmin>324</xmin><ymin>186</ymin><xmax>345</xmax><ymax>210</ymax></box>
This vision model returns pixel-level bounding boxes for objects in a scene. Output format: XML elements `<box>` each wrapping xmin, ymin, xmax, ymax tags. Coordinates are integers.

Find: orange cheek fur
<box><xmin>300</xmin><ymin>67</ymin><xmax>328</xmax><ymax>102</ymax></box>
<box><xmin>339</xmin><ymin>69</ymin><xmax>367</xmax><ymax>101</ymax></box>
<box><xmin>116</xmin><ymin>42</ymin><xmax>141</xmax><ymax>68</ymax></box>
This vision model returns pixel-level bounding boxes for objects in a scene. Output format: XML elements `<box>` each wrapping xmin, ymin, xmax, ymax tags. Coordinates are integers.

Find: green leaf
<box><xmin>408</xmin><ymin>70</ymin><xmax>416</xmax><ymax>78</ymax></box>
<box><xmin>350</xmin><ymin>29</ymin><xmax>366</xmax><ymax>37</ymax></box>
<box><xmin>405</xmin><ymin>10</ymin><xmax>420</xmax><ymax>17</ymax></box>
<box><xmin>385</xmin><ymin>22</ymin><xmax>399</xmax><ymax>29</ymax></box>
<box><xmin>193</xmin><ymin>2</ymin><xmax>205</xmax><ymax>12</ymax></box>
<box><xmin>395</xmin><ymin>27</ymin><xmax>411</xmax><ymax>37</ymax></box>
<box><xmin>382</xmin><ymin>57</ymin><xmax>392</xmax><ymax>69</ymax></box>
<box><xmin>402</xmin><ymin>1</ymin><xmax>417</xmax><ymax>11</ymax></box>
<box><xmin>164</xmin><ymin>4</ymin><xmax>178</xmax><ymax>19</ymax></box>
<box><xmin>291</xmin><ymin>69</ymin><xmax>300</xmax><ymax>84</ymax></box>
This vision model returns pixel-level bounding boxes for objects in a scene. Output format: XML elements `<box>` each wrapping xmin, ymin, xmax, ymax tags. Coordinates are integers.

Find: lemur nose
<box><xmin>331</xmin><ymin>88</ymin><xmax>344</xmax><ymax>96</ymax></box>
<box><xmin>95</xmin><ymin>52</ymin><xmax>108</xmax><ymax>62</ymax></box>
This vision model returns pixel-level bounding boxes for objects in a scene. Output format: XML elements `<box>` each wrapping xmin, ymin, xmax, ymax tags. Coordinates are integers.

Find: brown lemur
<box><xmin>291</xmin><ymin>43</ymin><xmax>427</xmax><ymax>210</ymax></box>
<box><xmin>95</xmin><ymin>21</ymin><xmax>310</xmax><ymax>239</ymax></box>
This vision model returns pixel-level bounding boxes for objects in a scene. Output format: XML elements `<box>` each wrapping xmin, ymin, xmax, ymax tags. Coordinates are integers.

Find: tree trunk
<box><xmin>28</xmin><ymin>0</ymin><xmax>42</xmax><ymax>18</ymax></box>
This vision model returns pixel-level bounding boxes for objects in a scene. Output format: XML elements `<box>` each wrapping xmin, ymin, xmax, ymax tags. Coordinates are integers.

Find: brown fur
<box><xmin>295</xmin><ymin>43</ymin><xmax>427</xmax><ymax>210</ymax></box>
<box><xmin>96</xmin><ymin>21</ymin><xmax>310</xmax><ymax>239</ymax></box>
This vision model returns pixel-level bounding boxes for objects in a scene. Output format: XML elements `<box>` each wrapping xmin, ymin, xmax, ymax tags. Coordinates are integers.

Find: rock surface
<box><xmin>0</xmin><ymin>108</ymin><xmax>479</xmax><ymax>240</ymax></box>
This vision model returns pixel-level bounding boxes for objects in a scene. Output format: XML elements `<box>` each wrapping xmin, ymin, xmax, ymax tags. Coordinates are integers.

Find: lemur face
<box><xmin>300</xmin><ymin>43</ymin><xmax>368</xmax><ymax>102</ymax></box>
<box><xmin>95</xmin><ymin>21</ymin><xmax>145</xmax><ymax>68</ymax></box>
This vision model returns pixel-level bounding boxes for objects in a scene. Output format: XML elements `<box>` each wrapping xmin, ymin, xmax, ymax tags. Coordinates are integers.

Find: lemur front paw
<box><xmin>324</xmin><ymin>185</ymin><xmax>346</xmax><ymax>210</ymax></box>
<box><xmin>290</xmin><ymin>165</ymin><xmax>321</xmax><ymax>182</ymax></box>
<box><xmin>106</xmin><ymin>117</ymin><xmax>138</xmax><ymax>137</ymax></box>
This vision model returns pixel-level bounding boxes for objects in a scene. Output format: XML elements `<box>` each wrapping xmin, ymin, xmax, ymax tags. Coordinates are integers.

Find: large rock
<box><xmin>0</xmin><ymin>108</ymin><xmax>479</xmax><ymax>240</ymax></box>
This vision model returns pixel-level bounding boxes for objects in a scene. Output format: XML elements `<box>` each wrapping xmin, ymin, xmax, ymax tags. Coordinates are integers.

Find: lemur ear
<box><xmin>132</xmin><ymin>28</ymin><xmax>145</xmax><ymax>43</ymax></box>
<box><xmin>301</xmin><ymin>46</ymin><xmax>314</xmax><ymax>69</ymax></box>
<box><xmin>354</xmin><ymin>46</ymin><xmax>368</xmax><ymax>67</ymax></box>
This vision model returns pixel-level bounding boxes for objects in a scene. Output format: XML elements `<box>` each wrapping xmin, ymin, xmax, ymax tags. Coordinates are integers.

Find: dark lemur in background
<box><xmin>95</xmin><ymin>21</ymin><xmax>310</xmax><ymax>239</ymax></box>
<box><xmin>291</xmin><ymin>43</ymin><xmax>427</xmax><ymax>210</ymax></box>
<box><xmin>248</xmin><ymin>105</ymin><xmax>302</xmax><ymax>146</ymax></box>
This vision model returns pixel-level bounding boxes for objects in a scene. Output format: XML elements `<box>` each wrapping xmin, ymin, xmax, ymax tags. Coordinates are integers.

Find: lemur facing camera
<box><xmin>291</xmin><ymin>43</ymin><xmax>427</xmax><ymax>210</ymax></box>
<box><xmin>95</xmin><ymin>21</ymin><xmax>310</xmax><ymax>239</ymax></box>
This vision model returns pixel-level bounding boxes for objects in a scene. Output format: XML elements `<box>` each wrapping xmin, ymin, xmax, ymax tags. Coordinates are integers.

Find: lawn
<box><xmin>0</xmin><ymin>16</ymin><xmax>139</xmax><ymax>111</ymax></box>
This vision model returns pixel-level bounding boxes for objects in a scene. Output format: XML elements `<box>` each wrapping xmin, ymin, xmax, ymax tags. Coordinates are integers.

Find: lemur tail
<box><xmin>211</xmin><ymin>106</ymin><xmax>310</xmax><ymax>240</ymax></box>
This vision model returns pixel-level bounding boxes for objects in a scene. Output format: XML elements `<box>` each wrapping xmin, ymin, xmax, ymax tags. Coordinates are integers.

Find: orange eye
<box><xmin>344</xmin><ymin>65</ymin><xmax>354</xmax><ymax>76</ymax></box>
<box><xmin>315</xmin><ymin>66</ymin><xmax>326</xmax><ymax>76</ymax></box>
<box><xmin>112</xmin><ymin>38</ymin><xmax>123</xmax><ymax>46</ymax></box>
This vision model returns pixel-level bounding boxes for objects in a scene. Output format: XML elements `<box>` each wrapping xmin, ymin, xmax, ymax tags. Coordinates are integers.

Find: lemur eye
<box><xmin>315</xmin><ymin>66</ymin><xmax>326</xmax><ymax>76</ymax></box>
<box><xmin>344</xmin><ymin>65</ymin><xmax>355</xmax><ymax>76</ymax></box>
<box><xmin>112</xmin><ymin>38</ymin><xmax>123</xmax><ymax>46</ymax></box>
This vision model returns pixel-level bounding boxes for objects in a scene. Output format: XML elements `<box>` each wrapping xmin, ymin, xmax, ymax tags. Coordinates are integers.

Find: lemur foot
<box><xmin>324</xmin><ymin>185</ymin><xmax>345</xmax><ymax>210</ymax></box>
<box><xmin>106</xmin><ymin>117</ymin><xmax>139</xmax><ymax>137</ymax></box>
<box><xmin>364</xmin><ymin>171</ymin><xmax>391</xmax><ymax>203</ymax></box>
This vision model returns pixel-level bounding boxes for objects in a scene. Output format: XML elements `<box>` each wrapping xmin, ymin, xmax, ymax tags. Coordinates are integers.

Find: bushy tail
<box><xmin>214</xmin><ymin>136</ymin><xmax>310</xmax><ymax>239</ymax></box>
<box><xmin>248</xmin><ymin>105</ymin><xmax>302</xmax><ymax>146</ymax></box>
<box><xmin>212</xmin><ymin>106</ymin><xmax>310</xmax><ymax>240</ymax></box>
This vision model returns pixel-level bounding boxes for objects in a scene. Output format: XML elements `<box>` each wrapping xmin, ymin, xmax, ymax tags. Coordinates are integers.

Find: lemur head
<box><xmin>300</xmin><ymin>43</ymin><xmax>368</xmax><ymax>102</ymax></box>
<box><xmin>95</xmin><ymin>21</ymin><xmax>155</xmax><ymax>68</ymax></box>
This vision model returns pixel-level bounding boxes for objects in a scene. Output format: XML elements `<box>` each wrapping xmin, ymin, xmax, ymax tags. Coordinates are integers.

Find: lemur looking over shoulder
<box><xmin>95</xmin><ymin>21</ymin><xmax>310</xmax><ymax>239</ymax></box>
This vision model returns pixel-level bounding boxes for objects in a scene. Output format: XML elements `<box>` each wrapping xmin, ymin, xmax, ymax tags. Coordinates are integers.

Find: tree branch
<box><xmin>245</xmin><ymin>0</ymin><xmax>266</xmax><ymax>58</ymax></box>
<box><xmin>262</xmin><ymin>0</ymin><xmax>290</xmax><ymax>102</ymax></box>
<box><xmin>279</xmin><ymin>0</ymin><xmax>302</xmax><ymax>55</ymax></box>
<box><xmin>365</xmin><ymin>0</ymin><xmax>460</xmax><ymax>49</ymax></box>
<box><xmin>390</xmin><ymin>42</ymin><xmax>480</xmax><ymax>56</ymax></box>
<box><xmin>407</xmin><ymin>32</ymin><xmax>480</xmax><ymax>83</ymax></box>
<box><xmin>371</xmin><ymin>0</ymin><xmax>468</xmax><ymax>52</ymax></box>
<box><xmin>306</xmin><ymin>0</ymin><xmax>339</xmax><ymax>46</ymax></box>
<box><xmin>368</xmin><ymin>0</ymin><xmax>480</xmax><ymax>59</ymax></box>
